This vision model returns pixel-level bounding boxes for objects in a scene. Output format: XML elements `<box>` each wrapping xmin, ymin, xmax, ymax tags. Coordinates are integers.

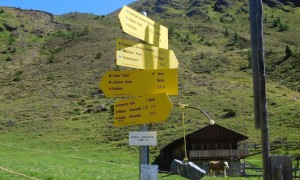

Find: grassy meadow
<box><xmin>0</xmin><ymin>0</ymin><xmax>299</xmax><ymax>179</ymax></box>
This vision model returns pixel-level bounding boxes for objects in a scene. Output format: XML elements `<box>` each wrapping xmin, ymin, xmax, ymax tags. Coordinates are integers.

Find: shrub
<box><xmin>272</xmin><ymin>17</ymin><xmax>281</xmax><ymax>27</ymax></box>
<box><xmin>204</xmin><ymin>39</ymin><xmax>214</xmax><ymax>46</ymax></box>
<box><xmin>279</xmin><ymin>23</ymin><xmax>289</xmax><ymax>31</ymax></box>
<box><xmin>95</xmin><ymin>52</ymin><xmax>102</xmax><ymax>59</ymax></box>
<box><xmin>223</xmin><ymin>108</ymin><xmax>236</xmax><ymax>118</ymax></box>
<box><xmin>233</xmin><ymin>31</ymin><xmax>240</xmax><ymax>43</ymax></box>
<box><xmin>169</xmin><ymin>26</ymin><xmax>175</xmax><ymax>38</ymax></box>
<box><xmin>8</xmin><ymin>47</ymin><xmax>17</xmax><ymax>53</ymax></box>
<box><xmin>6</xmin><ymin>56</ymin><xmax>12</xmax><ymax>61</ymax></box>
<box><xmin>13</xmin><ymin>71</ymin><xmax>23</xmax><ymax>81</ymax></box>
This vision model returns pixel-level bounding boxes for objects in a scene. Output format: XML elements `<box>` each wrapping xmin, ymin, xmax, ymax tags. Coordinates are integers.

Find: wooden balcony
<box><xmin>189</xmin><ymin>149</ymin><xmax>249</xmax><ymax>159</ymax></box>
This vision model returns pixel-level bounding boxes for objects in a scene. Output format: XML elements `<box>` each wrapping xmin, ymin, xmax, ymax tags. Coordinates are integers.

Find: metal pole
<box><xmin>139</xmin><ymin>10</ymin><xmax>149</xmax><ymax>180</ymax></box>
<box><xmin>249</xmin><ymin>0</ymin><xmax>270</xmax><ymax>179</ymax></box>
<box><xmin>139</xmin><ymin>124</ymin><xmax>149</xmax><ymax>179</ymax></box>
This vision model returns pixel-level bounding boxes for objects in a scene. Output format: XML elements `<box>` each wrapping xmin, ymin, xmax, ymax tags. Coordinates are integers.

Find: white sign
<box><xmin>129</xmin><ymin>131</ymin><xmax>157</xmax><ymax>146</ymax></box>
<box><xmin>141</xmin><ymin>164</ymin><xmax>158</xmax><ymax>180</ymax></box>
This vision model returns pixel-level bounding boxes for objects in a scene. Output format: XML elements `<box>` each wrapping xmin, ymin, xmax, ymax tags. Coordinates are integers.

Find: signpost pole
<box><xmin>116</xmin><ymin>7</ymin><xmax>173</xmax><ymax>179</ymax></box>
<box><xmin>139</xmin><ymin>10</ymin><xmax>149</xmax><ymax>180</ymax></box>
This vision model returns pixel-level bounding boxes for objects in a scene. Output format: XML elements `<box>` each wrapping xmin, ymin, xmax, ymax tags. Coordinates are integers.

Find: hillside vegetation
<box><xmin>0</xmin><ymin>0</ymin><xmax>299</xmax><ymax>179</ymax></box>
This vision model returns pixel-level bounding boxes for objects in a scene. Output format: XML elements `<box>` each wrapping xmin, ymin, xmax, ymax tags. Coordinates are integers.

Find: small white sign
<box><xmin>141</xmin><ymin>164</ymin><xmax>158</xmax><ymax>180</ymax></box>
<box><xmin>129</xmin><ymin>131</ymin><xmax>157</xmax><ymax>146</ymax></box>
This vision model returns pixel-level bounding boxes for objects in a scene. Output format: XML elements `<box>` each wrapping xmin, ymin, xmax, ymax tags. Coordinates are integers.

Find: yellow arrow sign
<box><xmin>116</xmin><ymin>38</ymin><xmax>178</xmax><ymax>69</ymax></box>
<box><xmin>114</xmin><ymin>93</ymin><xmax>172</xmax><ymax>127</ymax></box>
<box><xmin>119</xmin><ymin>6</ymin><xmax>168</xmax><ymax>49</ymax></box>
<box><xmin>99</xmin><ymin>69</ymin><xmax>178</xmax><ymax>97</ymax></box>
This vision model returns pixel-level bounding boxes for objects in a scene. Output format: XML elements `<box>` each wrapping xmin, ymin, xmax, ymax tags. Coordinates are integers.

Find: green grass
<box><xmin>0</xmin><ymin>139</ymin><xmax>264</xmax><ymax>179</ymax></box>
<box><xmin>0</xmin><ymin>142</ymin><xmax>139</xmax><ymax>179</ymax></box>
<box><xmin>0</xmin><ymin>1</ymin><xmax>299</xmax><ymax>179</ymax></box>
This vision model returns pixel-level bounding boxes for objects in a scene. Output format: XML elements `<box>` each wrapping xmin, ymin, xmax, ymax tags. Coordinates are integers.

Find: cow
<box><xmin>208</xmin><ymin>161</ymin><xmax>229</xmax><ymax>177</ymax></box>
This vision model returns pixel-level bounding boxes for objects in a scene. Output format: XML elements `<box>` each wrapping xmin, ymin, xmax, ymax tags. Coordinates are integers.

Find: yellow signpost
<box><xmin>114</xmin><ymin>93</ymin><xmax>172</xmax><ymax>127</ymax></box>
<box><xmin>116</xmin><ymin>38</ymin><xmax>178</xmax><ymax>69</ymax></box>
<box><xmin>99</xmin><ymin>69</ymin><xmax>178</xmax><ymax>97</ymax></box>
<box><xmin>110</xmin><ymin>5</ymin><xmax>176</xmax><ymax>176</ymax></box>
<box><xmin>119</xmin><ymin>6</ymin><xmax>168</xmax><ymax>49</ymax></box>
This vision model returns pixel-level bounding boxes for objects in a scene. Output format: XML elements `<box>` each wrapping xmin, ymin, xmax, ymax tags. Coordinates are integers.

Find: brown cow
<box><xmin>208</xmin><ymin>161</ymin><xmax>229</xmax><ymax>177</ymax></box>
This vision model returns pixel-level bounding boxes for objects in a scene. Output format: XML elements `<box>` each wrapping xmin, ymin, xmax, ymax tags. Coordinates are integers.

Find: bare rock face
<box><xmin>263</xmin><ymin>0</ymin><xmax>300</xmax><ymax>7</ymax></box>
<box><xmin>263</xmin><ymin>0</ymin><xmax>283</xmax><ymax>7</ymax></box>
<box><xmin>156</xmin><ymin>0</ymin><xmax>173</xmax><ymax>5</ymax></box>
<box><xmin>7</xmin><ymin>119</ymin><xmax>16</xmax><ymax>127</ymax></box>
<box><xmin>213</xmin><ymin>0</ymin><xmax>232</xmax><ymax>13</ymax></box>
<box><xmin>97</xmin><ymin>104</ymin><xmax>108</xmax><ymax>112</ymax></box>
<box><xmin>189</xmin><ymin>0</ymin><xmax>213</xmax><ymax>6</ymax></box>
<box><xmin>3</xmin><ymin>22</ymin><xmax>18</xmax><ymax>31</ymax></box>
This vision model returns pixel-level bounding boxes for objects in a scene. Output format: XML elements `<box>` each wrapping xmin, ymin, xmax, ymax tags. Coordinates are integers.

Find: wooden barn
<box><xmin>153</xmin><ymin>124</ymin><xmax>249</xmax><ymax>176</ymax></box>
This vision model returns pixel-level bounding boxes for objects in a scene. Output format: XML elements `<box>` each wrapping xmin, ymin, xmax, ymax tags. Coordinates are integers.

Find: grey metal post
<box><xmin>139</xmin><ymin>10</ymin><xmax>149</xmax><ymax>180</ymax></box>
<box><xmin>249</xmin><ymin>0</ymin><xmax>270</xmax><ymax>179</ymax></box>
<box><xmin>139</xmin><ymin>124</ymin><xmax>149</xmax><ymax>179</ymax></box>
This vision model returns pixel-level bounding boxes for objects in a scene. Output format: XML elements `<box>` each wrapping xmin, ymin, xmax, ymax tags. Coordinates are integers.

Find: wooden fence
<box><xmin>241</xmin><ymin>167</ymin><xmax>300</xmax><ymax>179</ymax></box>
<box><xmin>238</xmin><ymin>142</ymin><xmax>300</xmax><ymax>151</ymax></box>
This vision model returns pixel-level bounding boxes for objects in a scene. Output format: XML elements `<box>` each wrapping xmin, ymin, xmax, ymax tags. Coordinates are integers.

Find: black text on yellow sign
<box><xmin>119</xmin><ymin>6</ymin><xmax>168</xmax><ymax>49</ymax></box>
<box><xmin>99</xmin><ymin>69</ymin><xmax>178</xmax><ymax>97</ymax></box>
<box><xmin>114</xmin><ymin>93</ymin><xmax>172</xmax><ymax>127</ymax></box>
<box><xmin>116</xmin><ymin>38</ymin><xmax>178</xmax><ymax>70</ymax></box>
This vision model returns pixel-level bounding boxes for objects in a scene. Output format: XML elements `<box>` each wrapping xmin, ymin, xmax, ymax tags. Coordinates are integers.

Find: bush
<box><xmin>272</xmin><ymin>17</ymin><xmax>281</xmax><ymax>27</ymax></box>
<box><xmin>223</xmin><ymin>108</ymin><xmax>236</xmax><ymax>118</ymax></box>
<box><xmin>233</xmin><ymin>31</ymin><xmax>240</xmax><ymax>43</ymax></box>
<box><xmin>13</xmin><ymin>71</ymin><xmax>23</xmax><ymax>81</ymax></box>
<box><xmin>95</xmin><ymin>52</ymin><xmax>102</xmax><ymax>59</ymax></box>
<box><xmin>5</xmin><ymin>56</ymin><xmax>12</xmax><ymax>61</ymax></box>
<box><xmin>8</xmin><ymin>47</ymin><xmax>17</xmax><ymax>53</ymax></box>
<box><xmin>169</xmin><ymin>26</ymin><xmax>175</xmax><ymax>38</ymax></box>
<box><xmin>279</xmin><ymin>23</ymin><xmax>289</xmax><ymax>31</ymax></box>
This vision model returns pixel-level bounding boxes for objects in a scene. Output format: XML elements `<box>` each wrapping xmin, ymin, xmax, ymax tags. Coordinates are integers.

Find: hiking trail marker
<box><xmin>114</xmin><ymin>93</ymin><xmax>172</xmax><ymax>127</ymax></box>
<box><xmin>99</xmin><ymin>6</ymin><xmax>178</xmax><ymax>179</ymax></box>
<box><xmin>129</xmin><ymin>131</ymin><xmax>157</xmax><ymax>146</ymax></box>
<box><xmin>99</xmin><ymin>69</ymin><xmax>178</xmax><ymax>97</ymax></box>
<box><xmin>119</xmin><ymin>6</ymin><xmax>168</xmax><ymax>49</ymax></box>
<box><xmin>116</xmin><ymin>38</ymin><xmax>178</xmax><ymax>69</ymax></box>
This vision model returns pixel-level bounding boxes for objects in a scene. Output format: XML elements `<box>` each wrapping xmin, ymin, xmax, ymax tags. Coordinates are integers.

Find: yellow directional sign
<box><xmin>99</xmin><ymin>69</ymin><xmax>178</xmax><ymax>97</ymax></box>
<box><xmin>114</xmin><ymin>93</ymin><xmax>172</xmax><ymax>127</ymax></box>
<box><xmin>119</xmin><ymin>6</ymin><xmax>168</xmax><ymax>49</ymax></box>
<box><xmin>116</xmin><ymin>38</ymin><xmax>178</xmax><ymax>69</ymax></box>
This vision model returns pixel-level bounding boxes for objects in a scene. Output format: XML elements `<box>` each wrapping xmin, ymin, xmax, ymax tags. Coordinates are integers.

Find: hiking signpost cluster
<box><xmin>99</xmin><ymin>6</ymin><xmax>178</xmax><ymax>179</ymax></box>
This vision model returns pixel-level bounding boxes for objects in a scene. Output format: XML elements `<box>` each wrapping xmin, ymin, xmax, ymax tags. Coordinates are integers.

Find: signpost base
<box><xmin>139</xmin><ymin>124</ymin><xmax>149</xmax><ymax>180</ymax></box>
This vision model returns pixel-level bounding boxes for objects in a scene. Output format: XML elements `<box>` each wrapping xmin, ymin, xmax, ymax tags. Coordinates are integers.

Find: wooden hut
<box><xmin>153</xmin><ymin>124</ymin><xmax>249</xmax><ymax>176</ymax></box>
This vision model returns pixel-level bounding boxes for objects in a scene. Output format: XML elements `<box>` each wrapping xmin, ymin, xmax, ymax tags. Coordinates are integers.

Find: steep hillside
<box><xmin>0</xmin><ymin>0</ymin><xmax>299</xmax><ymax>160</ymax></box>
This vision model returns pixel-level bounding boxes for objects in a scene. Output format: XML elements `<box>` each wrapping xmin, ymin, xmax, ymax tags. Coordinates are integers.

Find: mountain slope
<box><xmin>0</xmin><ymin>0</ymin><xmax>299</xmax><ymax>157</ymax></box>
